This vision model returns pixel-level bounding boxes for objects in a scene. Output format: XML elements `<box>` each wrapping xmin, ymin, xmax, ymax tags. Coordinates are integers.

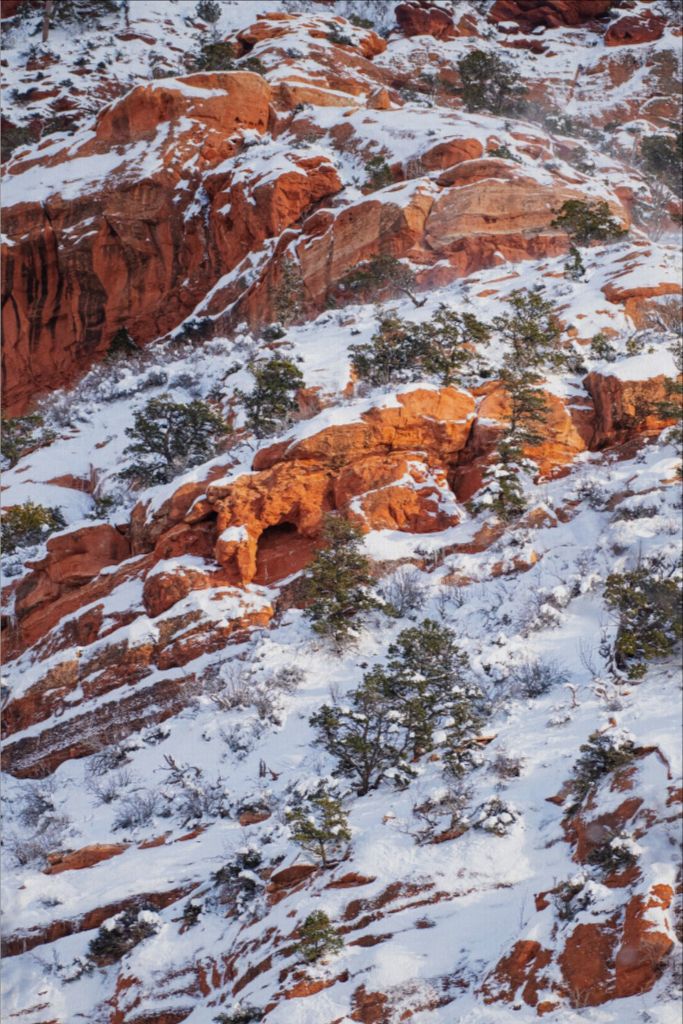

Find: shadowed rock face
<box><xmin>1</xmin><ymin>71</ymin><xmax>342</xmax><ymax>415</ymax></box>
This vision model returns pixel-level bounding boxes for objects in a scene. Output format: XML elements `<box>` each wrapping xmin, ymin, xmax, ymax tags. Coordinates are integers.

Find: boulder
<box><xmin>395</xmin><ymin>1</ymin><xmax>457</xmax><ymax>40</ymax></box>
<box><xmin>489</xmin><ymin>0</ymin><xmax>613</xmax><ymax>31</ymax></box>
<box><xmin>605</xmin><ymin>14</ymin><xmax>666</xmax><ymax>47</ymax></box>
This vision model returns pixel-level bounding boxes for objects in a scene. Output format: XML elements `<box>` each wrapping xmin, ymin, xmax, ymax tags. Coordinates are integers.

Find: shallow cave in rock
<box><xmin>252</xmin><ymin>522</ymin><xmax>316</xmax><ymax>586</ymax></box>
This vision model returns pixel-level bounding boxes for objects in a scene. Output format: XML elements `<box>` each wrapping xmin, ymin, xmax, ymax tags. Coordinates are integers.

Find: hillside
<box><xmin>1</xmin><ymin>2</ymin><xmax>682</xmax><ymax>1023</ymax></box>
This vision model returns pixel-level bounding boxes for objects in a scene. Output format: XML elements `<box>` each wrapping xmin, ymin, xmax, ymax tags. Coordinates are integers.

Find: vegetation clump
<box><xmin>88</xmin><ymin>907</ymin><xmax>160</xmax><ymax>963</ymax></box>
<box><xmin>473</xmin><ymin>289</ymin><xmax>566</xmax><ymax>521</ymax></box>
<box><xmin>286</xmin><ymin>784</ymin><xmax>351</xmax><ymax>866</ymax></box>
<box><xmin>364</xmin><ymin>155</ymin><xmax>393</xmax><ymax>191</ymax></box>
<box><xmin>639</xmin><ymin>132</ymin><xmax>682</xmax><ymax>197</ymax></box>
<box><xmin>350</xmin><ymin>305</ymin><xmax>490</xmax><ymax>388</ymax></box>
<box><xmin>296</xmin><ymin>910</ymin><xmax>344</xmax><ymax>963</ymax></box>
<box><xmin>303</xmin><ymin>514</ymin><xmax>382</xmax><ymax>649</ymax></box>
<box><xmin>241</xmin><ymin>356</ymin><xmax>304</xmax><ymax>438</ymax></box>
<box><xmin>1</xmin><ymin>414</ymin><xmax>55</xmax><ymax>468</ymax></box>
<box><xmin>339</xmin><ymin>254</ymin><xmax>423</xmax><ymax>308</ymax></box>
<box><xmin>311</xmin><ymin>619</ymin><xmax>483</xmax><ymax>794</ymax></box>
<box><xmin>570</xmin><ymin>731</ymin><xmax>637</xmax><ymax>803</ymax></box>
<box><xmin>457</xmin><ymin>51</ymin><xmax>525</xmax><ymax>115</ymax></box>
<box><xmin>551</xmin><ymin>199</ymin><xmax>627</xmax><ymax>246</ymax></box>
<box><xmin>119</xmin><ymin>395</ymin><xmax>229</xmax><ymax>487</ymax></box>
<box><xmin>604</xmin><ymin>565</ymin><xmax>682</xmax><ymax>679</ymax></box>
<box><xmin>1</xmin><ymin>501</ymin><xmax>66</xmax><ymax>554</ymax></box>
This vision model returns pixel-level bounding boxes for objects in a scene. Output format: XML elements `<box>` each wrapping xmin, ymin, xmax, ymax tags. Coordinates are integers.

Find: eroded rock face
<box><xmin>395</xmin><ymin>1</ymin><xmax>457</xmax><ymax>40</ymax></box>
<box><xmin>1</xmin><ymin>71</ymin><xmax>341</xmax><ymax>415</ymax></box>
<box><xmin>489</xmin><ymin>0</ymin><xmax>614</xmax><ymax>31</ymax></box>
<box><xmin>605</xmin><ymin>13</ymin><xmax>666</xmax><ymax>47</ymax></box>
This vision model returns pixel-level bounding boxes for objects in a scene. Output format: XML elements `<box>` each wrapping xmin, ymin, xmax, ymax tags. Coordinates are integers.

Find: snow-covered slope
<box><xmin>1</xmin><ymin>3</ymin><xmax>681</xmax><ymax>1023</ymax></box>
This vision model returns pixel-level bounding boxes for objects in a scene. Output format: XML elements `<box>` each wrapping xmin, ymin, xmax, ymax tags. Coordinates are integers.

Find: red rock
<box><xmin>269</xmin><ymin>863</ymin><xmax>317</xmax><ymax>888</ymax></box>
<box><xmin>605</xmin><ymin>13</ymin><xmax>666</xmax><ymax>47</ymax></box>
<box><xmin>584</xmin><ymin>371</ymin><xmax>680</xmax><ymax>448</ymax></box>
<box><xmin>44</xmin><ymin>843</ymin><xmax>128</xmax><ymax>874</ymax></box>
<box><xmin>484</xmin><ymin>939</ymin><xmax>553</xmax><ymax>1007</ymax></box>
<box><xmin>615</xmin><ymin>886</ymin><xmax>674</xmax><ymax>997</ymax></box>
<box><xmin>1</xmin><ymin>71</ymin><xmax>342</xmax><ymax>415</ymax></box>
<box><xmin>395</xmin><ymin>1</ymin><xmax>457</xmax><ymax>40</ymax></box>
<box><xmin>489</xmin><ymin>0</ymin><xmax>613</xmax><ymax>31</ymax></box>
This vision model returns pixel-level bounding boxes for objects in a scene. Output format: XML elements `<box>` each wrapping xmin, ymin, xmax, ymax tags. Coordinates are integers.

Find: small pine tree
<box><xmin>120</xmin><ymin>395</ymin><xmax>229</xmax><ymax>487</ymax></box>
<box><xmin>590</xmin><ymin>331</ymin><xmax>618</xmax><ymax>363</ymax></box>
<box><xmin>339</xmin><ymin>254</ymin><xmax>424</xmax><ymax>308</ymax></box>
<box><xmin>304</xmin><ymin>514</ymin><xmax>382</xmax><ymax>648</ymax></box>
<box><xmin>241</xmin><ymin>356</ymin><xmax>304</xmax><ymax>438</ymax></box>
<box><xmin>310</xmin><ymin>671</ymin><xmax>414</xmax><ymax>795</ymax></box>
<box><xmin>475</xmin><ymin>367</ymin><xmax>549</xmax><ymax>522</ymax></box>
<box><xmin>457</xmin><ymin>50</ymin><xmax>524</xmax><ymax>115</ymax></box>
<box><xmin>296</xmin><ymin>911</ymin><xmax>344</xmax><ymax>963</ymax></box>
<box><xmin>286</xmin><ymin>785</ymin><xmax>351</xmax><ymax>866</ymax></box>
<box><xmin>604</xmin><ymin>566</ymin><xmax>682</xmax><ymax>679</ymax></box>
<box><xmin>551</xmin><ymin>200</ymin><xmax>627</xmax><ymax>247</ymax></box>
<box><xmin>350</xmin><ymin>306</ymin><xmax>489</xmax><ymax>388</ymax></box>
<box><xmin>187</xmin><ymin>38</ymin><xmax>235</xmax><ymax>73</ymax></box>
<box><xmin>492</xmin><ymin>289</ymin><xmax>563</xmax><ymax>372</ymax></box>
<box><xmin>349</xmin><ymin>315</ymin><xmax>421</xmax><ymax>387</ymax></box>
<box><xmin>417</xmin><ymin>305</ymin><xmax>491</xmax><ymax>386</ymax></box>
<box><xmin>564</xmin><ymin>245</ymin><xmax>586</xmax><ymax>281</ymax></box>
<box><xmin>571</xmin><ymin>731</ymin><xmax>637</xmax><ymax>803</ymax></box>
<box><xmin>382</xmin><ymin>619</ymin><xmax>478</xmax><ymax>758</ymax></box>
<box><xmin>1</xmin><ymin>501</ymin><xmax>66</xmax><ymax>554</ymax></box>
<box><xmin>364</xmin><ymin>155</ymin><xmax>393</xmax><ymax>191</ymax></box>
<box><xmin>62</xmin><ymin>0</ymin><xmax>118</xmax><ymax>21</ymax></box>
<box><xmin>196</xmin><ymin>0</ymin><xmax>221</xmax><ymax>27</ymax></box>
<box><xmin>1</xmin><ymin>414</ymin><xmax>55</xmax><ymax>468</ymax></box>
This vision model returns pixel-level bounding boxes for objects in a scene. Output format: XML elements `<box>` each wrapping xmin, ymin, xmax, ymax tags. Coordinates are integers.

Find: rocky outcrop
<box><xmin>489</xmin><ymin>0</ymin><xmax>614</xmax><ymax>31</ymax></box>
<box><xmin>395</xmin><ymin>1</ymin><xmax>457</xmax><ymax>40</ymax></box>
<box><xmin>605</xmin><ymin>13</ymin><xmax>666</xmax><ymax>47</ymax></box>
<box><xmin>1</xmin><ymin>71</ymin><xmax>341</xmax><ymax>415</ymax></box>
<box><xmin>583</xmin><ymin>371</ymin><xmax>680</xmax><ymax>448</ymax></box>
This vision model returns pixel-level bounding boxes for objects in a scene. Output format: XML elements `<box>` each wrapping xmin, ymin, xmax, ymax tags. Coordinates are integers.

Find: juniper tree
<box><xmin>311</xmin><ymin>668</ymin><xmax>416</xmax><ymax>795</ymax></box>
<box><xmin>1</xmin><ymin>501</ymin><xmax>66</xmax><ymax>554</ymax></box>
<box><xmin>1</xmin><ymin>414</ymin><xmax>55</xmax><ymax>468</ymax></box>
<box><xmin>340</xmin><ymin>254</ymin><xmax>423</xmax><ymax>307</ymax></box>
<box><xmin>196</xmin><ymin>0</ymin><xmax>221</xmax><ymax>28</ymax></box>
<box><xmin>604</xmin><ymin>565</ymin><xmax>682</xmax><ymax>679</ymax></box>
<box><xmin>241</xmin><ymin>356</ymin><xmax>304</xmax><ymax>438</ymax></box>
<box><xmin>120</xmin><ymin>395</ymin><xmax>229</xmax><ymax>487</ymax></box>
<box><xmin>551</xmin><ymin>200</ymin><xmax>627</xmax><ymax>247</ymax></box>
<box><xmin>349</xmin><ymin>316</ymin><xmax>421</xmax><ymax>387</ymax></box>
<box><xmin>350</xmin><ymin>306</ymin><xmax>490</xmax><ymax>388</ymax></box>
<box><xmin>286</xmin><ymin>785</ymin><xmax>351</xmax><ymax>866</ymax></box>
<box><xmin>418</xmin><ymin>305</ymin><xmax>490</xmax><ymax>385</ymax></box>
<box><xmin>457</xmin><ymin>50</ymin><xmax>524</xmax><ymax>115</ymax></box>
<box><xmin>639</xmin><ymin>132</ymin><xmax>682</xmax><ymax>197</ymax></box>
<box><xmin>364</xmin><ymin>155</ymin><xmax>393</xmax><ymax>191</ymax></box>
<box><xmin>475</xmin><ymin>366</ymin><xmax>549</xmax><ymax>521</ymax></box>
<box><xmin>296</xmin><ymin>911</ymin><xmax>344</xmax><ymax>963</ymax></box>
<box><xmin>382</xmin><ymin>619</ymin><xmax>478</xmax><ymax>759</ymax></box>
<box><xmin>492</xmin><ymin>289</ymin><xmax>563</xmax><ymax>372</ymax></box>
<box><xmin>303</xmin><ymin>514</ymin><xmax>381</xmax><ymax>648</ymax></box>
<box><xmin>564</xmin><ymin>245</ymin><xmax>586</xmax><ymax>281</ymax></box>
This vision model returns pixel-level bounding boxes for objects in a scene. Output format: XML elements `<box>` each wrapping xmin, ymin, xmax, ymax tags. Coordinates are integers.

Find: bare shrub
<box><xmin>510</xmin><ymin>658</ymin><xmax>569</xmax><ymax>698</ymax></box>
<box><xmin>86</xmin><ymin>768</ymin><xmax>133</xmax><ymax>805</ymax></box>
<box><xmin>113</xmin><ymin>790</ymin><xmax>159</xmax><ymax>831</ymax></box>
<box><xmin>380</xmin><ymin>567</ymin><xmax>428</xmax><ymax>616</ymax></box>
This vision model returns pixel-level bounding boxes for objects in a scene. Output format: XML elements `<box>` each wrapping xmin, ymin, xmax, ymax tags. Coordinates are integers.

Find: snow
<box><xmin>1</xmin><ymin>1</ymin><xmax>682</xmax><ymax>1022</ymax></box>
